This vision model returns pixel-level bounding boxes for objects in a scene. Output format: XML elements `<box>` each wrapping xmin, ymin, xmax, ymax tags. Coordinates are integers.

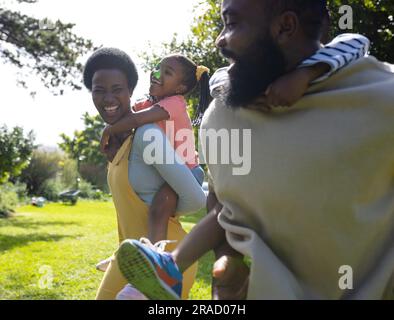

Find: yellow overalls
<box><xmin>96</xmin><ymin>135</ymin><xmax>197</xmax><ymax>299</ymax></box>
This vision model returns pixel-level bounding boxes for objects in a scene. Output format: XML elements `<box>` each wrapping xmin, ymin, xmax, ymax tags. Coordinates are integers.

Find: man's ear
<box><xmin>270</xmin><ymin>11</ymin><xmax>299</xmax><ymax>45</ymax></box>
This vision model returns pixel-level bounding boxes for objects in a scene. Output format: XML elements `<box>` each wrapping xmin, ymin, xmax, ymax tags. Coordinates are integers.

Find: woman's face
<box><xmin>91</xmin><ymin>69</ymin><xmax>132</xmax><ymax>125</ymax></box>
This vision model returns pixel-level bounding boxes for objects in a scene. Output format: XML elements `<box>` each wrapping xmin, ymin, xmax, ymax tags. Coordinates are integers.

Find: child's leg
<box><xmin>172</xmin><ymin>192</ymin><xmax>228</xmax><ymax>273</ymax></box>
<box><xmin>116</xmin><ymin>192</ymin><xmax>239</xmax><ymax>300</ymax></box>
<box><xmin>148</xmin><ymin>182</ymin><xmax>177</xmax><ymax>242</ymax></box>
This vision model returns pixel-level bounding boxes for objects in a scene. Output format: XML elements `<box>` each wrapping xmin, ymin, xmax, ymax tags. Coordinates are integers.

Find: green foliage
<box><xmin>59</xmin><ymin>113</ymin><xmax>106</xmax><ymax>167</ymax></box>
<box><xmin>20</xmin><ymin>149</ymin><xmax>84</xmax><ymax>201</ymax></box>
<box><xmin>78</xmin><ymin>163</ymin><xmax>108</xmax><ymax>193</ymax></box>
<box><xmin>11</xmin><ymin>181</ymin><xmax>28</xmax><ymax>203</ymax></box>
<box><xmin>20</xmin><ymin>149</ymin><xmax>63</xmax><ymax>196</ymax></box>
<box><xmin>59</xmin><ymin>158</ymin><xmax>78</xmax><ymax>189</ymax></box>
<box><xmin>0</xmin><ymin>125</ymin><xmax>35</xmax><ymax>183</ymax></box>
<box><xmin>328</xmin><ymin>0</ymin><xmax>394</xmax><ymax>63</ymax></box>
<box><xmin>78</xmin><ymin>179</ymin><xmax>109</xmax><ymax>201</ymax></box>
<box><xmin>59</xmin><ymin>113</ymin><xmax>108</xmax><ymax>191</ymax></box>
<box><xmin>141</xmin><ymin>0</ymin><xmax>393</xmax><ymax>84</ymax></box>
<box><xmin>40</xmin><ymin>178</ymin><xmax>64</xmax><ymax>202</ymax></box>
<box><xmin>0</xmin><ymin>0</ymin><xmax>94</xmax><ymax>94</ymax></box>
<box><xmin>90</xmin><ymin>189</ymin><xmax>109</xmax><ymax>201</ymax></box>
<box><xmin>0</xmin><ymin>183</ymin><xmax>19</xmax><ymax>217</ymax></box>
<box><xmin>77</xmin><ymin>179</ymin><xmax>95</xmax><ymax>199</ymax></box>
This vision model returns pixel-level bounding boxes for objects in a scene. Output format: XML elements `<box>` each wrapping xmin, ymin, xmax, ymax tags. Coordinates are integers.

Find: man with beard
<box><xmin>117</xmin><ymin>0</ymin><xmax>394</xmax><ymax>299</ymax></box>
<box><xmin>200</xmin><ymin>0</ymin><xmax>394</xmax><ymax>299</ymax></box>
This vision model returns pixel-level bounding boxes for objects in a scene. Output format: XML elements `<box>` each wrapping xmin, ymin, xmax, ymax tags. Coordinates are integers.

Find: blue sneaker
<box><xmin>117</xmin><ymin>238</ymin><xmax>183</xmax><ymax>300</ymax></box>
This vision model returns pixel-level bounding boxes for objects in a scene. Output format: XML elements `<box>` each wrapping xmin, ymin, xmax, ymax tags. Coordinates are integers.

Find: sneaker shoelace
<box><xmin>139</xmin><ymin>237</ymin><xmax>177</xmax><ymax>253</ymax></box>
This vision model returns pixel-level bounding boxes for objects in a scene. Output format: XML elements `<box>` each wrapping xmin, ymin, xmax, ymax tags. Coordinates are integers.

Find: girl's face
<box><xmin>149</xmin><ymin>57</ymin><xmax>187</xmax><ymax>100</ymax></box>
<box><xmin>91</xmin><ymin>69</ymin><xmax>132</xmax><ymax>125</ymax></box>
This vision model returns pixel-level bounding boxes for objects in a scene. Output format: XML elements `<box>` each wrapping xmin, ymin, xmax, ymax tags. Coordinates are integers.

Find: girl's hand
<box><xmin>105</xmin><ymin>135</ymin><xmax>123</xmax><ymax>162</ymax></box>
<box><xmin>246</xmin><ymin>70</ymin><xmax>308</xmax><ymax>112</ymax></box>
<box><xmin>264</xmin><ymin>67</ymin><xmax>312</xmax><ymax>108</ymax></box>
<box><xmin>248</xmin><ymin>63</ymin><xmax>330</xmax><ymax>112</ymax></box>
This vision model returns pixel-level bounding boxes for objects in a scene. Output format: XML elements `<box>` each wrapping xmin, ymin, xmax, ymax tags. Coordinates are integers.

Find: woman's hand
<box><xmin>100</xmin><ymin>125</ymin><xmax>112</xmax><ymax>154</ymax></box>
<box><xmin>103</xmin><ymin>135</ymin><xmax>122</xmax><ymax>162</ymax></box>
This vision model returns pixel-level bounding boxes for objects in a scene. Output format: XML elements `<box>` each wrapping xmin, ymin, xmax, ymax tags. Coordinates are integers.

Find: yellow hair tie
<box><xmin>196</xmin><ymin>65</ymin><xmax>210</xmax><ymax>81</ymax></box>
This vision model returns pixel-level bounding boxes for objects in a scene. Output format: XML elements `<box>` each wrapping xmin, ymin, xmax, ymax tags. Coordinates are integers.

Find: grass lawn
<box><xmin>0</xmin><ymin>201</ymin><xmax>214</xmax><ymax>300</ymax></box>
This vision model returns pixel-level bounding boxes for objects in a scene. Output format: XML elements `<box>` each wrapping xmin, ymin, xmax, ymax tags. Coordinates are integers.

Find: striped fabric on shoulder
<box><xmin>301</xmin><ymin>33</ymin><xmax>370</xmax><ymax>83</ymax></box>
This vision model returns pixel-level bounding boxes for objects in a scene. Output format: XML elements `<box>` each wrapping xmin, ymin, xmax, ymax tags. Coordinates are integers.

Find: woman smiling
<box><xmin>83</xmin><ymin>48</ymin><xmax>202</xmax><ymax>300</ymax></box>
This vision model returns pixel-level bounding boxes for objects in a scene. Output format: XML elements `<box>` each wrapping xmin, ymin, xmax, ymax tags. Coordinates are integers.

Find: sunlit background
<box><xmin>1</xmin><ymin>0</ymin><xmax>197</xmax><ymax>147</ymax></box>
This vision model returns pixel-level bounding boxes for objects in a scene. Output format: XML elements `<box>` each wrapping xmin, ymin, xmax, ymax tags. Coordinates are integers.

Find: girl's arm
<box><xmin>101</xmin><ymin>105</ymin><xmax>169</xmax><ymax>153</ymax></box>
<box><xmin>263</xmin><ymin>33</ymin><xmax>370</xmax><ymax>107</ymax></box>
<box><xmin>300</xmin><ymin>33</ymin><xmax>370</xmax><ymax>83</ymax></box>
<box><xmin>108</xmin><ymin>105</ymin><xmax>169</xmax><ymax>135</ymax></box>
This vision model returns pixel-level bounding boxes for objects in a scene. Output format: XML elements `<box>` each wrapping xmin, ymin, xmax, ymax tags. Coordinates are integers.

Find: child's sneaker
<box><xmin>117</xmin><ymin>238</ymin><xmax>182</xmax><ymax>300</ymax></box>
<box><xmin>116</xmin><ymin>284</ymin><xmax>148</xmax><ymax>300</ymax></box>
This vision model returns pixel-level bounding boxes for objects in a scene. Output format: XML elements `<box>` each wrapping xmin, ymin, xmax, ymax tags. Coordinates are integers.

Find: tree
<box><xmin>141</xmin><ymin>0</ymin><xmax>393</xmax><ymax>83</ymax></box>
<box><xmin>59</xmin><ymin>112</ymin><xmax>106</xmax><ymax>166</ymax></box>
<box><xmin>20</xmin><ymin>149</ymin><xmax>63</xmax><ymax>195</ymax></box>
<box><xmin>59</xmin><ymin>112</ymin><xmax>108</xmax><ymax>191</ymax></box>
<box><xmin>59</xmin><ymin>158</ymin><xmax>78</xmax><ymax>189</ymax></box>
<box><xmin>328</xmin><ymin>0</ymin><xmax>394</xmax><ymax>63</ymax></box>
<box><xmin>0</xmin><ymin>125</ymin><xmax>35</xmax><ymax>183</ymax></box>
<box><xmin>0</xmin><ymin>0</ymin><xmax>94</xmax><ymax>95</ymax></box>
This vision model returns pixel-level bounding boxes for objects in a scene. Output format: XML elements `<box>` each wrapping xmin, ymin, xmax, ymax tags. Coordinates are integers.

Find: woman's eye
<box><xmin>113</xmin><ymin>88</ymin><xmax>123</xmax><ymax>93</ymax></box>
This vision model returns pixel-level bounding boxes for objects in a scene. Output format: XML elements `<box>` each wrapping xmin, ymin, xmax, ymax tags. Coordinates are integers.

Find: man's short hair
<box><xmin>264</xmin><ymin>0</ymin><xmax>329</xmax><ymax>40</ymax></box>
<box><xmin>83</xmin><ymin>47</ymin><xmax>138</xmax><ymax>91</ymax></box>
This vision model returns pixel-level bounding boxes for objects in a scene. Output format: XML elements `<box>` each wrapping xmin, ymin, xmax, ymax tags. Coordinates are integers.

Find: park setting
<box><xmin>0</xmin><ymin>202</ymin><xmax>212</xmax><ymax>299</ymax></box>
<box><xmin>1</xmin><ymin>0</ymin><xmax>394</xmax><ymax>301</ymax></box>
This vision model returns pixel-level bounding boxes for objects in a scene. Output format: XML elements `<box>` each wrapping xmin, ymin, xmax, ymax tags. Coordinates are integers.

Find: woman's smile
<box><xmin>104</xmin><ymin>105</ymin><xmax>121</xmax><ymax>116</ymax></box>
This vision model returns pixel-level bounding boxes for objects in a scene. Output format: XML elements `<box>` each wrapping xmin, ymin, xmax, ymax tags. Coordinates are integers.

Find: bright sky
<box><xmin>1</xmin><ymin>0</ymin><xmax>198</xmax><ymax>147</ymax></box>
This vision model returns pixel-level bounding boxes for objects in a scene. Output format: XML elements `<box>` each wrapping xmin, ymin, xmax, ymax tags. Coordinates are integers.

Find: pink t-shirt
<box><xmin>134</xmin><ymin>95</ymin><xmax>199</xmax><ymax>169</ymax></box>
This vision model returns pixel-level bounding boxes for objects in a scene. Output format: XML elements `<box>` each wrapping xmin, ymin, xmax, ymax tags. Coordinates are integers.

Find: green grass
<box><xmin>0</xmin><ymin>201</ymin><xmax>213</xmax><ymax>300</ymax></box>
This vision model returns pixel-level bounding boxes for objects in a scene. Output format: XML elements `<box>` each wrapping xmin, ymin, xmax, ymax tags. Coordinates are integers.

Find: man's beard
<box><xmin>222</xmin><ymin>35</ymin><xmax>286</xmax><ymax>109</ymax></box>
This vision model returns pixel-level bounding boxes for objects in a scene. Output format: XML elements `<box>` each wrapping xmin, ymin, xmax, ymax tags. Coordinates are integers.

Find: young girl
<box><xmin>115</xmin><ymin>33</ymin><xmax>371</xmax><ymax>300</ymax></box>
<box><xmin>100</xmin><ymin>54</ymin><xmax>210</xmax><ymax>244</ymax></box>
